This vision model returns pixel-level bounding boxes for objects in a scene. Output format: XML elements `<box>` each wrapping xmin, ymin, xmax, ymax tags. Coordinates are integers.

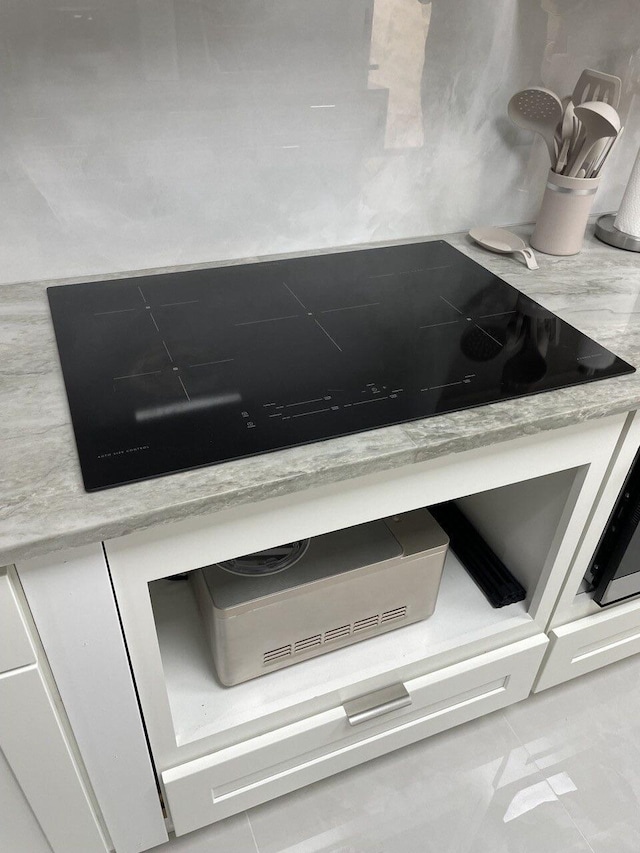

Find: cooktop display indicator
<box><xmin>47</xmin><ymin>240</ymin><xmax>634</xmax><ymax>491</ymax></box>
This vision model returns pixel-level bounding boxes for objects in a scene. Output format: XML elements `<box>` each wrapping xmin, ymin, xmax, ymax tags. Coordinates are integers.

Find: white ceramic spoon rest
<box><xmin>469</xmin><ymin>227</ymin><xmax>539</xmax><ymax>270</ymax></box>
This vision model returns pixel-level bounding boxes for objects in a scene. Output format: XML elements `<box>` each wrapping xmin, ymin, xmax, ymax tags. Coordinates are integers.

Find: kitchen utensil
<box><xmin>469</xmin><ymin>226</ymin><xmax>539</xmax><ymax>270</ymax></box>
<box><xmin>581</xmin><ymin>134</ymin><xmax>609</xmax><ymax>176</ymax></box>
<box><xmin>508</xmin><ymin>87</ymin><xmax>563</xmax><ymax>163</ymax></box>
<box><xmin>531</xmin><ymin>171</ymin><xmax>600</xmax><ymax>255</ymax></box>
<box><xmin>590</xmin><ymin>126</ymin><xmax>624</xmax><ymax>178</ymax></box>
<box><xmin>567</xmin><ymin>101</ymin><xmax>621</xmax><ymax>177</ymax></box>
<box><xmin>554</xmin><ymin>95</ymin><xmax>572</xmax><ymax>151</ymax></box>
<box><xmin>572</xmin><ymin>68</ymin><xmax>622</xmax><ymax>109</ymax></box>
<box><xmin>555</xmin><ymin>100</ymin><xmax>577</xmax><ymax>174</ymax></box>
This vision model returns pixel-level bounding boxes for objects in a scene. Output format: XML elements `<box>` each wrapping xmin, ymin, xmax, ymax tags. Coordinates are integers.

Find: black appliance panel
<box><xmin>47</xmin><ymin>240</ymin><xmax>635</xmax><ymax>490</ymax></box>
<box><xmin>590</xmin><ymin>448</ymin><xmax>640</xmax><ymax>606</ymax></box>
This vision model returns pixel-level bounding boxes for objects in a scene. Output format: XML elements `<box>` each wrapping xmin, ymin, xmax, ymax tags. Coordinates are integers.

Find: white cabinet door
<box><xmin>163</xmin><ymin>634</ymin><xmax>547</xmax><ymax>835</ymax></box>
<box><xmin>0</xmin><ymin>665</ymin><xmax>108</xmax><ymax>853</ymax></box>
<box><xmin>535</xmin><ymin>596</ymin><xmax>640</xmax><ymax>691</ymax></box>
<box><xmin>0</xmin><ymin>747</ymin><xmax>51</xmax><ymax>853</ymax></box>
<box><xmin>0</xmin><ymin>570</ymin><xmax>35</xmax><ymax>673</ymax></box>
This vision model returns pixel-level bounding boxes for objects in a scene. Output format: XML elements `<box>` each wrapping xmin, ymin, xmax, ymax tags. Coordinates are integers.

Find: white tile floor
<box><xmin>161</xmin><ymin>654</ymin><xmax>640</xmax><ymax>853</ymax></box>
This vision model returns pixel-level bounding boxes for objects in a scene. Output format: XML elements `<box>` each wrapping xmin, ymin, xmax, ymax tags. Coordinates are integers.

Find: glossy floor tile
<box><xmin>246</xmin><ymin>712</ymin><xmax>592</xmax><ymax>853</ymax></box>
<box><xmin>161</xmin><ymin>812</ymin><xmax>258</xmax><ymax>852</ymax></box>
<box><xmin>504</xmin><ymin>654</ymin><xmax>640</xmax><ymax>850</ymax></box>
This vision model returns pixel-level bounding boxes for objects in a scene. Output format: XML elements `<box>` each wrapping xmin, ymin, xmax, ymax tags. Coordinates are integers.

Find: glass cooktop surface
<box><xmin>48</xmin><ymin>240</ymin><xmax>634</xmax><ymax>491</ymax></box>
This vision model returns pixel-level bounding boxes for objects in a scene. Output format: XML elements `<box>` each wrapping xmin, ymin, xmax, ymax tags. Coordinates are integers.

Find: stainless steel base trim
<box><xmin>595</xmin><ymin>213</ymin><xmax>640</xmax><ymax>253</ymax></box>
<box><xmin>546</xmin><ymin>182</ymin><xmax>598</xmax><ymax>196</ymax></box>
<box><xmin>343</xmin><ymin>683</ymin><xmax>411</xmax><ymax>726</ymax></box>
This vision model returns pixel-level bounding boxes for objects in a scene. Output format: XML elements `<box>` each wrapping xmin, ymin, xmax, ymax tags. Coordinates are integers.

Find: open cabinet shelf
<box><xmin>150</xmin><ymin>549</ymin><xmax>533</xmax><ymax>749</ymax></box>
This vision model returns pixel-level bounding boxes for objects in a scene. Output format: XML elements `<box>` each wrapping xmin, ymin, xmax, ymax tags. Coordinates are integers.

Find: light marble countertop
<box><xmin>2</xmin><ymin>224</ymin><xmax>640</xmax><ymax>566</ymax></box>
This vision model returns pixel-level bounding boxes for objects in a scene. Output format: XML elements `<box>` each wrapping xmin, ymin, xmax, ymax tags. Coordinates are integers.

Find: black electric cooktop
<box><xmin>48</xmin><ymin>240</ymin><xmax>634</xmax><ymax>491</ymax></box>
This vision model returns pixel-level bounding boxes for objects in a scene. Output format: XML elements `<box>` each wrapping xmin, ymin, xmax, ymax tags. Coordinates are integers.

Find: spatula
<box><xmin>572</xmin><ymin>68</ymin><xmax>622</xmax><ymax>109</ymax></box>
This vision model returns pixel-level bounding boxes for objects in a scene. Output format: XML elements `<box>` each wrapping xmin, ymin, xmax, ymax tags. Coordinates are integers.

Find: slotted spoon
<box><xmin>508</xmin><ymin>87</ymin><xmax>563</xmax><ymax>163</ymax></box>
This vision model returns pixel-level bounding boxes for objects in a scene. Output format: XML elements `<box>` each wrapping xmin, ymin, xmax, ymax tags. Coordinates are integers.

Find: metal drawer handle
<box><xmin>343</xmin><ymin>683</ymin><xmax>411</xmax><ymax>726</ymax></box>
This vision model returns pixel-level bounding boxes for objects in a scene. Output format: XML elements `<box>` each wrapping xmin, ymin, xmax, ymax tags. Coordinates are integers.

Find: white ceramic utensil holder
<box><xmin>531</xmin><ymin>170</ymin><xmax>600</xmax><ymax>256</ymax></box>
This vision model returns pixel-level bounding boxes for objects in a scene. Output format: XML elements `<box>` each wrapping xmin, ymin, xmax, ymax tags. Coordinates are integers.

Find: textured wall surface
<box><xmin>1</xmin><ymin>0</ymin><xmax>640</xmax><ymax>284</ymax></box>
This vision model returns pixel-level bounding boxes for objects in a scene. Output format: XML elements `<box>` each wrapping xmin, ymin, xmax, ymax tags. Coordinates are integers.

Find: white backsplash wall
<box><xmin>1</xmin><ymin>0</ymin><xmax>640</xmax><ymax>284</ymax></box>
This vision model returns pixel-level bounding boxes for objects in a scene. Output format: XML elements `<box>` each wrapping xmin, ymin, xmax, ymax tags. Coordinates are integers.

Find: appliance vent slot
<box><xmin>353</xmin><ymin>614</ymin><xmax>380</xmax><ymax>632</ymax></box>
<box><xmin>324</xmin><ymin>624</ymin><xmax>351</xmax><ymax>643</ymax></box>
<box><xmin>381</xmin><ymin>605</ymin><xmax>407</xmax><ymax>623</ymax></box>
<box><xmin>294</xmin><ymin>634</ymin><xmax>322</xmax><ymax>653</ymax></box>
<box><xmin>263</xmin><ymin>644</ymin><xmax>292</xmax><ymax>664</ymax></box>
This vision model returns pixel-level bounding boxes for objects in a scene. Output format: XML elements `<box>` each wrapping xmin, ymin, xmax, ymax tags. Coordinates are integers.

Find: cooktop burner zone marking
<box><xmin>94</xmin><ymin>307</ymin><xmax>138</xmax><ymax>316</ymax></box>
<box><xmin>113</xmin><ymin>370</ymin><xmax>162</xmax><ymax>381</ymax></box>
<box><xmin>189</xmin><ymin>358</ymin><xmax>235</xmax><ymax>368</ymax></box>
<box><xmin>368</xmin><ymin>264</ymin><xmax>451</xmax><ymax>280</ymax></box>
<box><xmin>474</xmin><ymin>324</ymin><xmax>502</xmax><ymax>346</ymax></box>
<box><xmin>148</xmin><ymin>312</ymin><xmax>160</xmax><ymax>332</ymax></box>
<box><xmin>478</xmin><ymin>311</ymin><xmax>516</xmax><ymax>319</ymax></box>
<box><xmin>420</xmin><ymin>319</ymin><xmax>460</xmax><ymax>329</ymax></box>
<box><xmin>162</xmin><ymin>340</ymin><xmax>174</xmax><ymax>362</ymax></box>
<box><xmin>283</xmin><ymin>282</ymin><xmax>309</xmax><ymax>310</ymax></box>
<box><xmin>160</xmin><ymin>300</ymin><xmax>200</xmax><ymax>307</ymax></box>
<box><xmin>320</xmin><ymin>302</ymin><xmax>381</xmax><ymax>313</ymax></box>
<box><xmin>137</xmin><ymin>286</ymin><xmax>148</xmax><ymax>304</ymax></box>
<box><xmin>313</xmin><ymin>319</ymin><xmax>343</xmax><ymax>352</ymax></box>
<box><xmin>235</xmin><ymin>315</ymin><xmax>300</xmax><ymax>327</ymax></box>
<box><xmin>177</xmin><ymin>376</ymin><xmax>190</xmax><ymax>401</ymax></box>
<box><xmin>440</xmin><ymin>295</ymin><xmax>463</xmax><ymax>315</ymax></box>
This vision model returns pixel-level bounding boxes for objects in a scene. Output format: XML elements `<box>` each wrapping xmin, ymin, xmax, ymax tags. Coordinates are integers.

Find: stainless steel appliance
<box><xmin>588</xmin><ymin>449</ymin><xmax>640</xmax><ymax>606</ymax></box>
<box><xmin>193</xmin><ymin>509</ymin><xmax>449</xmax><ymax>686</ymax></box>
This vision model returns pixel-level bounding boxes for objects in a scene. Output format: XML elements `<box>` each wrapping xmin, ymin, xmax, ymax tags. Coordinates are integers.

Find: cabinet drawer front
<box><xmin>163</xmin><ymin>634</ymin><xmax>547</xmax><ymax>835</ymax></box>
<box><xmin>535</xmin><ymin>597</ymin><xmax>640</xmax><ymax>692</ymax></box>
<box><xmin>0</xmin><ymin>571</ymin><xmax>35</xmax><ymax>674</ymax></box>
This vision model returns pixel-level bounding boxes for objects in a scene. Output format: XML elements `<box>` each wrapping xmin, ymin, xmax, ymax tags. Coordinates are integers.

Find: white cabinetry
<box><xmin>535</xmin><ymin>410</ymin><xmax>640</xmax><ymax>691</ymax></box>
<box><xmin>99</xmin><ymin>413</ymin><xmax>625</xmax><ymax>839</ymax></box>
<box><xmin>17</xmin><ymin>545</ymin><xmax>169</xmax><ymax>853</ymax></box>
<box><xmin>0</xmin><ymin>743</ymin><xmax>52</xmax><ymax>853</ymax></box>
<box><xmin>14</xmin><ymin>413</ymin><xmax>635</xmax><ymax>848</ymax></box>
<box><xmin>0</xmin><ymin>567</ymin><xmax>108</xmax><ymax>853</ymax></box>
